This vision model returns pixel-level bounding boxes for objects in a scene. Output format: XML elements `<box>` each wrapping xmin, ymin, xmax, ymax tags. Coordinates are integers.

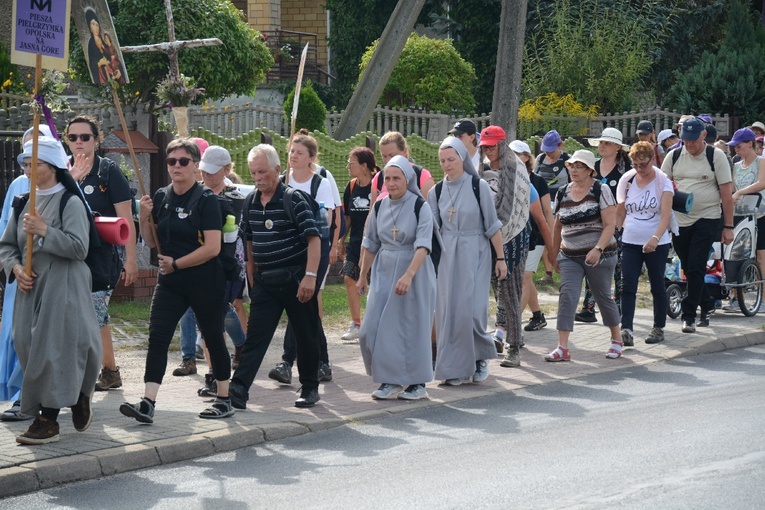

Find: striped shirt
<box><xmin>244</xmin><ymin>183</ymin><xmax>320</xmax><ymax>269</ymax></box>
<box><xmin>554</xmin><ymin>181</ymin><xmax>617</xmax><ymax>258</ymax></box>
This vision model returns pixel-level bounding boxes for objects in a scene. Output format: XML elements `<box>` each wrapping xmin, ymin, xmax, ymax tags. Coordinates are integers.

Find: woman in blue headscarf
<box><xmin>357</xmin><ymin>155</ymin><xmax>437</xmax><ymax>401</ymax></box>
<box><xmin>428</xmin><ymin>136</ymin><xmax>506</xmax><ymax>386</ymax></box>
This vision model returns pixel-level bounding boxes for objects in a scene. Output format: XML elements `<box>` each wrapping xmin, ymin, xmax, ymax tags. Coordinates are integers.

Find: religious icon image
<box><xmin>71</xmin><ymin>0</ymin><xmax>129</xmax><ymax>85</ymax></box>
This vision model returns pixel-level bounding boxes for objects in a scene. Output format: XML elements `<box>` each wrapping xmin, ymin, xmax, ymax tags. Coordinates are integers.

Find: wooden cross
<box><xmin>120</xmin><ymin>0</ymin><xmax>222</xmax><ymax>80</ymax></box>
<box><xmin>391</xmin><ymin>225</ymin><xmax>399</xmax><ymax>242</ymax></box>
<box><xmin>448</xmin><ymin>207</ymin><xmax>456</xmax><ymax>222</ymax></box>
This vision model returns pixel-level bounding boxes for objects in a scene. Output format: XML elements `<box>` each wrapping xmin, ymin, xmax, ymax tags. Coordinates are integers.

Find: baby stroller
<box><xmin>666</xmin><ymin>194</ymin><xmax>763</xmax><ymax>318</ymax></box>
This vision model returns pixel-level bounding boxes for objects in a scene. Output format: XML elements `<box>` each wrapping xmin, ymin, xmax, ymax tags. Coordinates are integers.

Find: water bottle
<box><xmin>223</xmin><ymin>214</ymin><xmax>238</xmax><ymax>243</ymax></box>
<box><xmin>318</xmin><ymin>202</ymin><xmax>330</xmax><ymax>239</ymax></box>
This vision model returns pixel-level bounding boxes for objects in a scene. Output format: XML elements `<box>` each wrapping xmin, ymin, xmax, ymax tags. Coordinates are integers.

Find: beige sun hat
<box><xmin>587</xmin><ymin>127</ymin><xmax>628</xmax><ymax>148</ymax></box>
<box><xmin>565</xmin><ymin>149</ymin><xmax>596</xmax><ymax>171</ymax></box>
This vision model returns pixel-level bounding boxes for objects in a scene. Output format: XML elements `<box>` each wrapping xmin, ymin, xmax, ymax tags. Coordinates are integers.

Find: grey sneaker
<box><xmin>172</xmin><ymin>358</ymin><xmax>197</xmax><ymax>376</ymax></box>
<box><xmin>620</xmin><ymin>329</ymin><xmax>634</xmax><ymax>347</ymax></box>
<box><xmin>500</xmin><ymin>345</ymin><xmax>521</xmax><ymax>367</ymax></box>
<box><xmin>371</xmin><ymin>383</ymin><xmax>403</xmax><ymax>399</ymax></box>
<box><xmin>473</xmin><ymin>360</ymin><xmax>490</xmax><ymax>382</ymax></box>
<box><xmin>444</xmin><ymin>376</ymin><xmax>473</xmax><ymax>386</ymax></box>
<box><xmin>398</xmin><ymin>384</ymin><xmax>428</xmax><ymax>400</ymax></box>
<box><xmin>318</xmin><ymin>362</ymin><xmax>333</xmax><ymax>382</ymax></box>
<box><xmin>645</xmin><ymin>327</ymin><xmax>665</xmax><ymax>344</ymax></box>
<box><xmin>119</xmin><ymin>398</ymin><xmax>154</xmax><ymax>424</ymax></box>
<box><xmin>268</xmin><ymin>361</ymin><xmax>292</xmax><ymax>385</ymax></box>
<box><xmin>95</xmin><ymin>366</ymin><xmax>122</xmax><ymax>391</ymax></box>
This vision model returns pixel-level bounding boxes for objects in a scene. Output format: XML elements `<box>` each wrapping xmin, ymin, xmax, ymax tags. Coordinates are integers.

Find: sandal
<box><xmin>198</xmin><ymin>398</ymin><xmax>235</xmax><ymax>419</ymax></box>
<box><xmin>1</xmin><ymin>401</ymin><xmax>33</xmax><ymax>422</ymax></box>
<box><xmin>605</xmin><ymin>340</ymin><xmax>624</xmax><ymax>359</ymax></box>
<box><xmin>545</xmin><ymin>346</ymin><xmax>570</xmax><ymax>362</ymax></box>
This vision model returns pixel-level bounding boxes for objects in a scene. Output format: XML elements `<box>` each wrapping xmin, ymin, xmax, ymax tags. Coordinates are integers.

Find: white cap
<box><xmin>199</xmin><ymin>145</ymin><xmax>231</xmax><ymax>174</ymax></box>
<box><xmin>657</xmin><ymin>129</ymin><xmax>676</xmax><ymax>145</ymax></box>
<box><xmin>509</xmin><ymin>140</ymin><xmax>531</xmax><ymax>154</ymax></box>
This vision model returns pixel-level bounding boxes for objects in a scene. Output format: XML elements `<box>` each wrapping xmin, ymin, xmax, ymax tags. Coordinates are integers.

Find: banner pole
<box><xmin>24</xmin><ymin>53</ymin><xmax>43</xmax><ymax>276</ymax></box>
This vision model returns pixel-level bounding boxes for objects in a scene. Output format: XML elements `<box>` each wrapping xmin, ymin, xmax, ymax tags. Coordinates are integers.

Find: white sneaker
<box><xmin>723</xmin><ymin>299</ymin><xmax>740</xmax><ymax>313</ymax></box>
<box><xmin>341</xmin><ymin>322</ymin><xmax>361</xmax><ymax>341</ymax></box>
<box><xmin>371</xmin><ymin>383</ymin><xmax>403</xmax><ymax>400</ymax></box>
<box><xmin>398</xmin><ymin>384</ymin><xmax>428</xmax><ymax>400</ymax></box>
<box><xmin>473</xmin><ymin>360</ymin><xmax>490</xmax><ymax>382</ymax></box>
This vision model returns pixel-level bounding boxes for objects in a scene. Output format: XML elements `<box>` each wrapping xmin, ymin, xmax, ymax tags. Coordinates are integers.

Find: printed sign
<box><xmin>71</xmin><ymin>0</ymin><xmax>129</xmax><ymax>84</ymax></box>
<box><xmin>11</xmin><ymin>0</ymin><xmax>72</xmax><ymax>71</ymax></box>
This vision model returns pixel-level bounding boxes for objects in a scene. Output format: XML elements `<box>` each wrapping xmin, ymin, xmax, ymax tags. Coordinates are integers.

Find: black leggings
<box><xmin>145</xmin><ymin>263</ymin><xmax>230</xmax><ymax>384</ymax></box>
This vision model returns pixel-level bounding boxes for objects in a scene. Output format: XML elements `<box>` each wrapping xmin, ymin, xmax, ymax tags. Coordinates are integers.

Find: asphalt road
<box><xmin>4</xmin><ymin>346</ymin><xmax>764</xmax><ymax>510</ymax></box>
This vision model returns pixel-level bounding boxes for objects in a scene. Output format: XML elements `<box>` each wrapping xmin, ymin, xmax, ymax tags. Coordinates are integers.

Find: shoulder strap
<box><xmin>435</xmin><ymin>180</ymin><xmax>443</xmax><ymax>202</ymax></box>
<box><xmin>310</xmin><ymin>173</ymin><xmax>322</xmax><ymax>199</ymax></box>
<box><xmin>471</xmin><ymin>174</ymin><xmax>485</xmax><ymax>225</ymax></box>
<box><xmin>412</xmin><ymin>164</ymin><xmax>423</xmax><ymax>189</ymax></box>
<box><xmin>318</xmin><ymin>166</ymin><xmax>327</xmax><ymax>178</ymax></box>
<box><xmin>671</xmin><ymin>147</ymin><xmax>681</xmax><ymax>167</ymax></box>
<box><xmin>373</xmin><ymin>199</ymin><xmax>382</xmax><ymax>217</ymax></box>
<box><xmin>59</xmin><ymin>190</ymin><xmax>74</xmax><ymax>222</ymax></box>
<box><xmin>376</xmin><ymin>169</ymin><xmax>384</xmax><ymax>192</ymax></box>
<box><xmin>97</xmin><ymin>156</ymin><xmax>111</xmax><ymax>190</ymax></box>
<box><xmin>349</xmin><ymin>178</ymin><xmax>357</xmax><ymax>194</ymax></box>
<box><xmin>414</xmin><ymin>195</ymin><xmax>424</xmax><ymax>222</ymax></box>
<box><xmin>283</xmin><ymin>187</ymin><xmax>297</xmax><ymax>226</ymax></box>
<box><xmin>705</xmin><ymin>144</ymin><xmax>716</xmax><ymax>175</ymax></box>
<box><xmin>592</xmin><ymin>179</ymin><xmax>602</xmax><ymax>203</ymax></box>
<box><xmin>12</xmin><ymin>193</ymin><xmax>31</xmax><ymax>223</ymax></box>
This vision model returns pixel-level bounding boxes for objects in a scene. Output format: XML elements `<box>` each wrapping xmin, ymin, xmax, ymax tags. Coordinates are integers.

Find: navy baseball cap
<box><xmin>680</xmin><ymin>117</ymin><xmax>705</xmax><ymax>141</ymax></box>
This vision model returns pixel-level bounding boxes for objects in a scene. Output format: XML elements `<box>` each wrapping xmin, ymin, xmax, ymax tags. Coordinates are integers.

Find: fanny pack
<box><xmin>256</xmin><ymin>265</ymin><xmax>302</xmax><ymax>286</ymax></box>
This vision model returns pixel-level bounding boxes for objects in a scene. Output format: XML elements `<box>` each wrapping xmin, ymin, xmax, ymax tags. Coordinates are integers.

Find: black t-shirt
<box><xmin>342</xmin><ymin>178</ymin><xmax>372</xmax><ymax>262</ymax></box>
<box><xmin>528</xmin><ymin>172</ymin><xmax>550</xmax><ymax>248</ymax></box>
<box><xmin>78</xmin><ymin>156</ymin><xmax>133</xmax><ymax>217</ymax></box>
<box><xmin>595</xmin><ymin>153</ymin><xmax>632</xmax><ymax>199</ymax></box>
<box><xmin>152</xmin><ymin>182</ymin><xmax>222</xmax><ymax>269</ymax></box>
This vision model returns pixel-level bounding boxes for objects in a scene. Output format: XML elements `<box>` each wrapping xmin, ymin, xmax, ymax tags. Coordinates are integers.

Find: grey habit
<box><xmin>358</xmin><ymin>156</ymin><xmax>436</xmax><ymax>386</ymax></box>
<box><xmin>0</xmin><ymin>186</ymin><xmax>101</xmax><ymax>416</ymax></box>
<box><xmin>429</xmin><ymin>137</ymin><xmax>502</xmax><ymax>381</ymax></box>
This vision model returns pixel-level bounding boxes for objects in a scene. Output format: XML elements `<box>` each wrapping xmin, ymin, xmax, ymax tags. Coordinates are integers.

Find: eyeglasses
<box><xmin>633</xmin><ymin>160</ymin><xmax>652</xmax><ymax>170</ymax></box>
<box><xmin>67</xmin><ymin>134</ymin><xmax>93</xmax><ymax>142</ymax></box>
<box><xmin>347</xmin><ymin>160</ymin><xmax>357</xmax><ymax>166</ymax></box>
<box><xmin>166</xmin><ymin>157</ymin><xmax>193</xmax><ymax>167</ymax></box>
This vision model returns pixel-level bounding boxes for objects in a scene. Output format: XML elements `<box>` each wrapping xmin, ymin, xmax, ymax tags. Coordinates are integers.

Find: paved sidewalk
<box><xmin>0</xmin><ymin>307</ymin><xmax>762</xmax><ymax>498</ymax></box>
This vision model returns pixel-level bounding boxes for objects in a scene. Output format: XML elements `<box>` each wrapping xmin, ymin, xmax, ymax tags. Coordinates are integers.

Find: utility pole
<box><xmin>331</xmin><ymin>0</ymin><xmax>426</xmax><ymax>141</ymax></box>
<box><xmin>491</xmin><ymin>0</ymin><xmax>528</xmax><ymax>140</ymax></box>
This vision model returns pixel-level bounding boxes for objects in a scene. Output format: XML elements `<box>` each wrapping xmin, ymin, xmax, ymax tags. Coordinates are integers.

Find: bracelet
<box><xmin>172</xmin><ymin>260</ymin><xmax>178</xmax><ymax>271</ymax></box>
<box><xmin>305</xmin><ymin>271</ymin><xmax>318</xmax><ymax>278</ymax></box>
<box><xmin>724</xmin><ymin>225</ymin><xmax>734</xmax><ymax>230</ymax></box>
<box><xmin>496</xmin><ymin>258</ymin><xmax>505</xmax><ymax>261</ymax></box>
<box><xmin>594</xmin><ymin>246</ymin><xmax>604</xmax><ymax>252</ymax></box>
<box><xmin>651</xmin><ymin>235</ymin><xmax>660</xmax><ymax>242</ymax></box>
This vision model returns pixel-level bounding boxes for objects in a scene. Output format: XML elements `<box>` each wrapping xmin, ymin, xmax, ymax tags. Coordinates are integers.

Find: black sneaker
<box><xmin>295</xmin><ymin>387</ymin><xmax>320</xmax><ymax>408</ymax></box>
<box><xmin>229</xmin><ymin>382</ymin><xmax>248</xmax><ymax>410</ymax></box>
<box><xmin>119</xmin><ymin>398</ymin><xmax>154</xmax><ymax>424</ymax></box>
<box><xmin>524</xmin><ymin>314</ymin><xmax>547</xmax><ymax>331</ymax></box>
<box><xmin>318</xmin><ymin>362</ymin><xmax>333</xmax><ymax>382</ymax></box>
<box><xmin>197</xmin><ymin>373</ymin><xmax>217</xmax><ymax>397</ymax></box>
<box><xmin>575</xmin><ymin>310</ymin><xmax>598</xmax><ymax>323</ymax></box>
<box><xmin>268</xmin><ymin>361</ymin><xmax>292</xmax><ymax>385</ymax></box>
<box><xmin>697</xmin><ymin>311</ymin><xmax>711</xmax><ymax>327</ymax></box>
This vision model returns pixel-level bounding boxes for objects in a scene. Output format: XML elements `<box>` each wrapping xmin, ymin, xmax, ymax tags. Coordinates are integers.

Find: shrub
<box><xmin>359</xmin><ymin>33</ymin><xmax>476</xmax><ymax>114</ymax></box>
<box><xmin>283</xmin><ymin>81</ymin><xmax>327</xmax><ymax>134</ymax></box>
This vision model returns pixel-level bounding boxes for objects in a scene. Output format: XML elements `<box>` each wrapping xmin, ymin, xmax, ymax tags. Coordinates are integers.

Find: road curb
<box><xmin>2</xmin><ymin>331</ymin><xmax>764</xmax><ymax>498</ymax></box>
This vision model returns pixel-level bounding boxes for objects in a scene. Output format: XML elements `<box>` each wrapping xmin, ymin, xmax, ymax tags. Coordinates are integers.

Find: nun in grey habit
<box><xmin>357</xmin><ymin>156</ymin><xmax>437</xmax><ymax>400</ymax></box>
<box><xmin>428</xmin><ymin>137</ymin><xmax>506</xmax><ymax>385</ymax></box>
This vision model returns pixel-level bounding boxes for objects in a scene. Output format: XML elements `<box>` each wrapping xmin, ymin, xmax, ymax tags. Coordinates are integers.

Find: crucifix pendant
<box><xmin>391</xmin><ymin>225</ymin><xmax>399</xmax><ymax>241</ymax></box>
<box><xmin>448</xmin><ymin>207</ymin><xmax>456</xmax><ymax>222</ymax></box>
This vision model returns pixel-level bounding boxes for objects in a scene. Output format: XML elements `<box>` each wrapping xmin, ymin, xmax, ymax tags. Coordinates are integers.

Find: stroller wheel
<box><xmin>736</xmin><ymin>260</ymin><xmax>763</xmax><ymax>317</ymax></box>
<box><xmin>666</xmin><ymin>283</ymin><xmax>684</xmax><ymax>319</ymax></box>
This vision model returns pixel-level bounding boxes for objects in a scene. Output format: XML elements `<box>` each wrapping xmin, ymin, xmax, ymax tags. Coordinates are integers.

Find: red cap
<box><xmin>478</xmin><ymin>125</ymin><xmax>506</xmax><ymax>147</ymax></box>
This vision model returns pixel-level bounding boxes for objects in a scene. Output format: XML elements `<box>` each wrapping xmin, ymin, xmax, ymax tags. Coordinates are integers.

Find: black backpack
<box><xmin>554</xmin><ymin>179</ymin><xmax>603</xmax><ymax>211</ymax></box>
<box><xmin>12</xmin><ymin>191</ymin><xmax>122</xmax><ymax>291</ymax></box>
<box><xmin>279</xmin><ymin>173</ymin><xmax>331</xmax><ymax>241</ymax></box>
<box><xmin>376</xmin><ymin>164</ymin><xmax>425</xmax><ymax>192</ymax></box>
<box><xmin>668</xmin><ymin>144</ymin><xmax>717</xmax><ymax>176</ymax></box>
<box><xmin>373</xmin><ymin>195</ymin><xmax>442</xmax><ymax>274</ymax></box>
<box><xmin>158</xmin><ymin>184</ymin><xmax>241</xmax><ymax>282</ymax></box>
<box><xmin>433</xmin><ymin>174</ymin><xmax>485</xmax><ymax>226</ymax></box>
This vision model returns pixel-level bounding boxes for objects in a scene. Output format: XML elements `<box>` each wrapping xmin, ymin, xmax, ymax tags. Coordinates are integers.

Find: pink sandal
<box><xmin>605</xmin><ymin>340</ymin><xmax>624</xmax><ymax>359</ymax></box>
<box><xmin>545</xmin><ymin>346</ymin><xmax>570</xmax><ymax>362</ymax></box>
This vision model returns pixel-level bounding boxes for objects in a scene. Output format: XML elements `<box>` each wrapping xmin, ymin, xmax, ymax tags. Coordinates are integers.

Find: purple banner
<box><xmin>14</xmin><ymin>0</ymin><xmax>69</xmax><ymax>58</ymax></box>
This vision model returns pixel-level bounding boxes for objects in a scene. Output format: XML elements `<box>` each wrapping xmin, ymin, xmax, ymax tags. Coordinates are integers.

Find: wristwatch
<box><xmin>723</xmin><ymin>225</ymin><xmax>734</xmax><ymax>230</ymax></box>
<box><xmin>594</xmin><ymin>245</ymin><xmax>604</xmax><ymax>252</ymax></box>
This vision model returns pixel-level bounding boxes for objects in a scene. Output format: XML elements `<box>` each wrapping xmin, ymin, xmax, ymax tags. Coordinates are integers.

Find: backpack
<box><xmin>373</xmin><ymin>196</ymin><xmax>442</xmax><ymax>273</ymax></box>
<box><xmin>279</xmin><ymin>173</ymin><xmax>331</xmax><ymax>241</ymax></box>
<box><xmin>95</xmin><ymin>156</ymin><xmax>140</xmax><ymax>226</ymax></box>
<box><xmin>554</xmin><ymin>179</ymin><xmax>603</xmax><ymax>211</ymax></box>
<box><xmin>668</xmin><ymin>144</ymin><xmax>716</xmax><ymax>176</ymax></box>
<box><xmin>12</xmin><ymin>191</ymin><xmax>122</xmax><ymax>292</ymax></box>
<box><xmin>159</xmin><ymin>184</ymin><xmax>241</xmax><ymax>282</ymax></box>
<box><xmin>376</xmin><ymin>164</ymin><xmax>425</xmax><ymax>192</ymax></box>
<box><xmin>433</xmin><ymin>174</ymin><xmax>485</xmax><ymax>226</ymax></box>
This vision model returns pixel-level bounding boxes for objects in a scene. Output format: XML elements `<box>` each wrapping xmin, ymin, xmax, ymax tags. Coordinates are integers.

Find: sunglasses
<box><xmin>67</xmin><ymin>134</ymin><xmax>93</xmax><ymax>142</ymax></box>
<box><xmin>166</xmin><ymin>157</ymin><xmax>193</xmax><ymax>167</ymax></box>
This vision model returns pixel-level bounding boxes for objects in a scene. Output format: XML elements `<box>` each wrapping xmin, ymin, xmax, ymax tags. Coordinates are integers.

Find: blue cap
<box><xmin>541</xmin><ymin>130</ymin><xmax>562</xmax><ymax>152</ymax></box>
<box><xmin>727</xmin><ymin>127</ymin><xmax>756</xmax><ymax>147</ymax></box>
<box><xmin>680</xmin><ymin>118</ymin><xmax>705</xmax><ymax>141</ymax></box>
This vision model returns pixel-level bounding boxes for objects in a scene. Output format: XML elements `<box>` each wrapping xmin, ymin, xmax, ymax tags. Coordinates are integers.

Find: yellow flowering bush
<box><xmin>518</xmin><ymin>93</ymin><xmax>598</xmax><ymax>137</ymax></box>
